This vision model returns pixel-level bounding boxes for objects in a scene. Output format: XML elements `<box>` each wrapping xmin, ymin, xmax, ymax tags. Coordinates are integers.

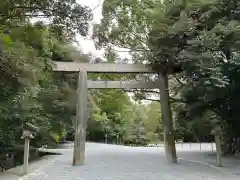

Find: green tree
<box><xmin>145</xmin><ymin>102</ymin><xmax>163</xmax><ymax>143</ymax></box>
<box><xmin>0</xmin><ymin>0</ymin><xmax>92</xmax><ymax>38</ymax></box>
<box><xmin>94</xmin><ymin>0</ymin><xmax>240</xmax><ymax>157</ymax></box>
<box><xmin>93</xmin><ymin>0</ymin><xmax>178</xmax><ymax>162</ymax></box>
<box><xmin>0</xmin><ymin>0</ymin><xmax>93</xmax><ymax>151</ymax></box>
<box><xmin>124</xmin><ymin>103</ymin><xmax>148</xmax><ymax>146</ymax></box>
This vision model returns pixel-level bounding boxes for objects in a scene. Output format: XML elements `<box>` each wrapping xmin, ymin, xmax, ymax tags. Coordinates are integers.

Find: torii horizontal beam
<box><xmin>52</xmin><ymin>61</ymin><xmax>154</xmax><ymax>73</ymax></box>
<box><xmin>87</xmin><ymin>80</ymin><xmax>159</xmax><ymax>89</ymax></box>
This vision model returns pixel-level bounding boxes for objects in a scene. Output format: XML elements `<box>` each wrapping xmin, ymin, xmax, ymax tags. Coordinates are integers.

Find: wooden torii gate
<box><xmin>53</xmin><ymin>61</ymin><xmax>177</xmax><ymax>165</ymax></box>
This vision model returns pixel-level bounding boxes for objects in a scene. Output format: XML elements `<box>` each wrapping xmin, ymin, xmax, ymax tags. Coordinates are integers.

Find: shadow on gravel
<box><xmin>178</xmin><ymin>150</ymin><xmax>240</xmax><ymax>176</ymax></box>
<box><xmin>0</xmin><ymin>145</ymin><xmax>65</xmax><ymax>180</ymax></box>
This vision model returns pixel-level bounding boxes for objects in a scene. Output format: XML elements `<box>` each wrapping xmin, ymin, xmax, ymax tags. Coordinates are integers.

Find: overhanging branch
<box><xmin>172</xmin><ymin>76</ymin><xmax>186</xmax><ymax>85</ymax></box>
<box><xmin>124</xmin><ymin>89</ymin><xmax>186</xmax><ymax>103</ymax></box>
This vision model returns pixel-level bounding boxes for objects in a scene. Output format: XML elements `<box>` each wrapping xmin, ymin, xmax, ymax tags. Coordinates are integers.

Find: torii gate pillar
<box><xmin>73</xmin><ymin>69</ymin><xmax>88</xmax><ymax>166</ymax></box>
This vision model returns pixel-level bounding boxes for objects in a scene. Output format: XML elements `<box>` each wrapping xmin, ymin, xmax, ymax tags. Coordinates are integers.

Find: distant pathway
<box><xmin>14</xmin><ymin>143</ymin><xmax>239</xmax><ymax>180</ymax></box>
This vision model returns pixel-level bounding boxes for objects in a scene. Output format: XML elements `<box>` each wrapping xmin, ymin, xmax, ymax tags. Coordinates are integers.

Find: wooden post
<box><xmin>23</xmin><ymin>138</ymin><xmax>30</xmax><ymax>174</ymax></box>
<box><xmin>116</xmin><ymin>134</ymin><xmax>119</xmax><ymax>145</ymax></box>
<box><xmin>21</xmin><ymin>128</ymin><xmax>36</xmax><ymax>175</ymax></box>
<box><xmin>73</xmin><ymin>69</ymin><xmax>88</xmax><ymax>166</ymax></box>
<box><xmin>105</xmin><ymin>134</ymin><xmax>108</xmax><ymax>144</ymax></box>
<box><xmin>158</xmin><ymin>73</ymin><xmax>177</xmax><ymax>163</ymax></box>
<box><xmin>211</xmin><ymin>125</ymin><xmax>223</xmax><ymax>167</ymax></box>
<box><xmin>215</xmin><ymin>135</ymin><xmax>223</xmax><ymax>167</ymax></box>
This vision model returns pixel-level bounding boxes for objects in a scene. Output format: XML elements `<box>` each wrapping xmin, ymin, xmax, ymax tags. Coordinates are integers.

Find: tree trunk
<box><xmin>215</xmin><ymin>135</ymin><xmax>223</xmax><ymax>167</ymax></box>
<box><xmin>159</xmin><ymin>72</ymin><xmax>177</xmax><ymax>163</ymax></box>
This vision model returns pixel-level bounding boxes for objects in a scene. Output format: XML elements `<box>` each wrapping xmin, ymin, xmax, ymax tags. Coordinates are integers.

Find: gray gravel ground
<box><xmin>16</xmin><ymin>143</ymin><xmax>240</xmax><ymax>180</ymax></box>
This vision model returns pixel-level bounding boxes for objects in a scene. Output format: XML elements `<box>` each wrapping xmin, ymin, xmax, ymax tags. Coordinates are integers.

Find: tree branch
<box><xmin>172</xmin><ymin>76</ymin><xmax>186</xmax><ymax>85</ymax></box>
<box><xmin>144</xmin><ymin>98</ymin><xmax>160</xmax><ymax>102</ymax></box>
<box><xmin>169</xmin><ymin>97</ymin><xmax>186</xmax><ymax>103</ymax></box>
<box><xmin>126</xmin><ymin>89</ymin><xmax>159</xmax><ymax>94</ymax></box>
<box><xmin>91</xmin><ymin>0</ymin><xmax>102</xmax><ymax>11</ymax></box>
<box><xmin>125</xmin><ymin>89</ymin><xmax>186</xmax><ymax>103</ymax></box>
<box><xmin>114</xmin><ymin>49</ymin><xmax>153</xmax><ymax>53</ymax></box>
<box><xmin>132</xmin><ymin>90</ymin><xmax>160</xmax><ymax>102</ymax></box>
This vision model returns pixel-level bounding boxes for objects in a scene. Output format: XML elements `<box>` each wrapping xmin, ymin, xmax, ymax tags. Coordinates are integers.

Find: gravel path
<box><xmin>17</xmin><ymin>143</ymin><xmax>239</xmax><ymax>180</ymax></box>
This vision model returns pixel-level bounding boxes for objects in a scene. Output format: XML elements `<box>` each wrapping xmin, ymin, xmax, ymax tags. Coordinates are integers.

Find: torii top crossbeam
<box><xmin>52</xmin><ymin>61</ymin><xmax>154</xmax><ymax>73</ymax></box>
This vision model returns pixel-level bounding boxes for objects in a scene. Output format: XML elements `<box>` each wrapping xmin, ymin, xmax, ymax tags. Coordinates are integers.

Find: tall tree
<box><xmin>0</xmin><ymin>0</ymin><xmax>92</xmax><ymax>39</ymax></box>
<box><xmin>0</xmin><ymin>0</ymin><xmax>93</xmax><ymax>150</ymax></box>
<box><xmin>145</xmin><ymin>102</ymin><xmax>163</xmax><ymax>143</ymax></box>
<box><xmin>93</xmin><ymin>0</ymin><xmax>178</xmax><ymax>163</ymax></box>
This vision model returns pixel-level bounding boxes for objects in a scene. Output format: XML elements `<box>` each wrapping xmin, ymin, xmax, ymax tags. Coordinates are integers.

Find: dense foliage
<box><xmin>0</xmin><ymin>0</ymin><xmax>93</xmax><ymax>143</ymax></box>
<box><xmin>0</xmin><ymin>1</ymin><xmax>164</xmax><ymax>163</ymax></box>
<box><xmin>0</xmin><ymin>0</ymin><xmax>89</xmax><ymax>151</ymax></box>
